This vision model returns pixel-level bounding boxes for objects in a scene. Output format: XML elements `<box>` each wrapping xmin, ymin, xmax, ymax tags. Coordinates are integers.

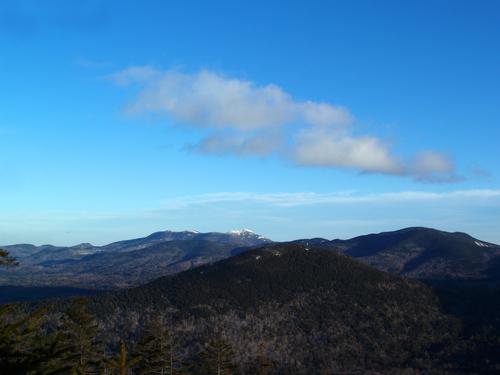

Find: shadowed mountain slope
<box><xmin>296</xmin><ymin>227</ymin><xmax>500</xmax><ymax>280</ymax></box>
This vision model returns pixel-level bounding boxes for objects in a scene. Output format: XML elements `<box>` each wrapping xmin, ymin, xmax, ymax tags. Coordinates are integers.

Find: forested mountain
<box><xmin>295</xmin><ymin>227</ymin><xmax>500</xmax><ymax>280</ymax></box>
<box><xmin>75</xmin><ymin>243</ymin><xmax>498</xmax><ymax>374</ymax></box>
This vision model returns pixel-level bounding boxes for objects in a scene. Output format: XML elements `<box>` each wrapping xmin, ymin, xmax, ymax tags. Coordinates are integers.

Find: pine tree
<box><xmin>107</xmin><ymin>340</ymin><xmax>140</xmax><ymax>375</ymax></box>
<box><xmin>60</xmin><ymin>298</ymin><xmax>104</xmax><ymax>374</ymax></box>
<box><xmin>0</xmin><ymin>305</ymin><xmax>61</xmax><ymax>374</ymax></box>
<box><xmin>30</xmin><ymin>329</ymin><xmax>73</xmax><ymax>375</ymax></box>
<box><xmin>198</xmin><ymin>336</ymin><xmax>235</xmax><ymax>375</ymax></box>
<box><xmin>135</xmin><ymin>316</ymin><xmax>182</xmax><ymax>375</ymax></box>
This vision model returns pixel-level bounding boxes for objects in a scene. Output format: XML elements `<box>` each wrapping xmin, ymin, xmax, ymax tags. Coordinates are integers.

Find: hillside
<box><xmin>296</xmin><ymin>227</ymin><xmax>500</xmax><ymax>280</ymax></box>
<box><xmin>83</xmin><ymin>243</ymin><xmax>499</xmax><ymax>374</ymax></box>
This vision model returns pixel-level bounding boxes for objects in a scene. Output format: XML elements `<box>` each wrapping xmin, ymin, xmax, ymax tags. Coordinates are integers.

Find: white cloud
<box><xmin>189</xmin><ymin>132</ymin><xmax>282</xmax><ymax>156</ymax></box>
<box><xmin>301</xmin><ymin>101</ymin><xmax>353</xmax><ymax>127</ymax></box>
<box><xmin>112</xmin><ymin>68</ymin><xmax>350</xmax><ymax>130</ymax></box>
<box><xmin>411</xmin><ymin>151</ymin><xmax>460</xmax><ymax>182</ymax></box>
<box><xmin>293</xmin><ymin>128</ymin><xmax>404</xmax><ymax>174</ymax></box>
<box><xmin>150</xmin><ymin>71</ymin><xmax>291</xmax><ymax>129</ymax></box>
<box><xmin>111</xmin><ymin>66</ymin><xmax>460</xmax><ymax>182</ymax></box>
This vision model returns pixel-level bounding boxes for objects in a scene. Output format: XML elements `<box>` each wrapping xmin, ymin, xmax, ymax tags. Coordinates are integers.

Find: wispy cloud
<box><xmin>186</xmin><ymin>132</ymin><xmax>282</xmax><ymax>157</ymax></box>
<box><xmin>160</xmin><ymin>189</ymin><xmax>500</xmax><ymax>209</ymax></box>
<box><xmin>4</xmin><ymin>190</ymin><xmax>497</xmax><ymax>223</ymax></box>
<box><xmin>110</xmin><ymin>67</ymin><xmax>460</xmax><ymax>182</ymax></box>
<box><xmin>411</xmin><ymin>151</ymin><xmax>461</xmax><ymax>183</ymax></box>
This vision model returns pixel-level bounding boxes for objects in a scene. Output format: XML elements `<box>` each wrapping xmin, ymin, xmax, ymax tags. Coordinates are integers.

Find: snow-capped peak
<box><xmin>227</xmin><ymin>229</ymin><xmax>270</xmax><ymax>242</ymax></box>
<box><xmin>229</xmin><ymin>229</ymin><xmax>256</xmax><ymax>235</ymax></box>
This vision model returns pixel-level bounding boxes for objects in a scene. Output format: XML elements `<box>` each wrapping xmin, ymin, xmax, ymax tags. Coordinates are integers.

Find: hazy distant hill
<box><xmin>4</xmin><ymin>229</ymin><xmax>270</xmax><ymax>263</ymax></box>
<box><xmin>0</xmin><ymin>229</ymin><xmax>271</xmax><ymax>289</ymax></box>
<box><xmin>296</xmin><ymin>227</ymin><xmax>500</xmax><ymax>280</ymax></box>
<box><xmin>84</xmin><ymin>242</ymin><xmax>499</xmax><ymax>374</ymax></box>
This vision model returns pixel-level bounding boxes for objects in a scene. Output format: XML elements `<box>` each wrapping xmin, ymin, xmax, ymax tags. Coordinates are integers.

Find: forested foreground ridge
<box><xmin>1</xmin><ymin>245</ymin><xmax>499</xmax><ymax>374</ymax></box>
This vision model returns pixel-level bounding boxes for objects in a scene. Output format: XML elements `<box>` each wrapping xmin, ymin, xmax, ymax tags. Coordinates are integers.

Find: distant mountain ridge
<box><xmin>295</xmin><ymin>227</ymin><xmax>500</xmax><ymax>280</ymax></box>
<box><xmin>4</xmin><ymin>228</ymin><xmax>271</xmax><ymax>262</ymax></box>
<box><xmin>2</xmin><ymin>227</ymin><xmax>499</xmax><ymax>293</ymax></box>
<box><xmin>0</xmin><ymin>229</ymin><xmax>271</xmax><ymax>288</ymax></box>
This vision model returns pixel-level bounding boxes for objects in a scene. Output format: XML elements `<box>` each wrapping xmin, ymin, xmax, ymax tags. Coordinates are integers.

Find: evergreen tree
<box><xmin>198</xmin><ymin>336</ymin><xmax>235</xmax><ymax>375</ymax></box>
<box><xmin>30</xmin><ymin>329</ymin><xmax>73</xmax><ymax>375</ymax></box>
<box><xmin>0</xmin><ymin>305</ymin><xmax>60</xmax><ymax>374</ymax></box>
<box><xmin>0</xmin><ymin>255</ymin><xmax>68</xmax><ymax>373</ymax></box>
<box><xmin>135</xmin><ymin>316</ymin><xmax>182</xmax><ymax>375</ymax></box>
<box><xmin>60</xmin><ymin>298</ymin><xmax>104</xmax><ymax>374</ymax></box>
<box><xmin>107</xmin><ymin>340</ymin><xmax>140</xmax><ymax>375</ymax></box>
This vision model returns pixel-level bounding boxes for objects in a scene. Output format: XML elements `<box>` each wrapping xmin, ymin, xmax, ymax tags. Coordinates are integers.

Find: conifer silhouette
<box><xmin>135</xmin><ymin>316</ymin><xmax>182</xmax><ymax>375</ymax></box>
<box><xmin>60</xmin><ymin>298</ymin><xmax>103</xmax><ymax>374</ymax></box>
<box><xmin>107</xmin><ymin>340</ymin><xmax>140</xmax><ymax>375</ymax></box>
<box><xmin>198</xmin><ymin>336</ymin><xmax>235</xmax><ymax>375</ymax></box>
<box><xmin>0</xmin><ymin>305</ymin><xmax>66</xmax><ymax>373</ymax></box>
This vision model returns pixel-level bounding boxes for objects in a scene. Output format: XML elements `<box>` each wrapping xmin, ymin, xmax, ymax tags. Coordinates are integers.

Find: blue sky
<box><xmin>1</xmin><ymin>0</ymin><xmax>499</xmax><ymax>245</ymax></box>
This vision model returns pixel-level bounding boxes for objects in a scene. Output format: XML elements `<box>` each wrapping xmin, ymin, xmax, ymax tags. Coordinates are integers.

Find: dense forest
<box><xmin>1</xmin><ymin>245</ymin><xmax>499</xmax><ymax>374</ymax></box>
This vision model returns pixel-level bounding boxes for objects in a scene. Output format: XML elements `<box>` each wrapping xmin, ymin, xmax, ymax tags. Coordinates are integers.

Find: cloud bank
<box><xmin>111</xmin><ymin>67</ymin><xmax>459</xmax><ymax>182</ymax></box>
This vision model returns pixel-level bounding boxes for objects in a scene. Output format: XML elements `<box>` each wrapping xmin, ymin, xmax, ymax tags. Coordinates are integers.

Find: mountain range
<box><xmin>1</xmin><ymin>227</ymin><xmax>499</xmax><ymax>293</ymax></box>
<box><xmin>0</xmin><ymin>229</ymin><xmax>271</xmax><ymax>288</ymax></box>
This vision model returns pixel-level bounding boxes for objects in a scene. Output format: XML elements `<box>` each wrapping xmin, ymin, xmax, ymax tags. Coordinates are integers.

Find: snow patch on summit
<box><xmin>229</xmin><ymin>229</ymin><xmax>256</xmax><ymax>235</ymax></box>
<box><xmin>474</xmin><ymin>240</ymin><xmax>490</xmax><ymax>248</ymax></box>
<box><xmin>228</xmin><ymin>229</ymin><xmax>270</xmax><ymax>241</ymax></box>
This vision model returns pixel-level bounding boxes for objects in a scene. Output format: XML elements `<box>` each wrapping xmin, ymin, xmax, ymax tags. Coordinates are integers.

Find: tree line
<box><xmin>0</xmin><ymin>297</ymin><xmax>276</xmax><ymax>375</ymax></box>
<box><xmin>0</xmin><ymin>249</ymin><xmax>272</xmax><ymax>374</ymax></box>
